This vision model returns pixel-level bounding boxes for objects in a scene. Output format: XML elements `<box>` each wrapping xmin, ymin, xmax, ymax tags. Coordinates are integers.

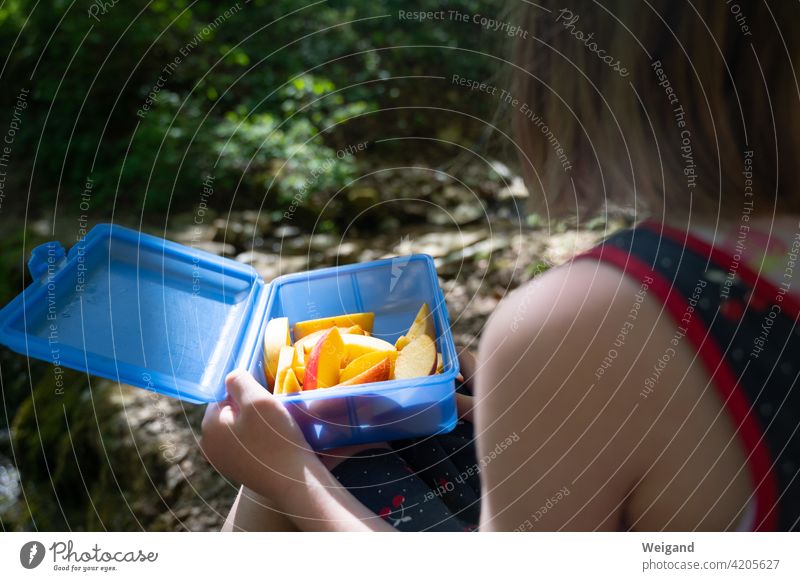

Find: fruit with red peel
<box><xmin>340</xmin><ymin>350</ymin><xmax>398</xmax><ymax>383</ymax></box>
<box><xmin>337</xmin><ymin>357</ymin><xmax>392</xmax><ymax>387</ymax></box>
<box><xmin>304</xmin><ymin>327</ymin><xmax>345</xmax><ymax>390</ymax></box>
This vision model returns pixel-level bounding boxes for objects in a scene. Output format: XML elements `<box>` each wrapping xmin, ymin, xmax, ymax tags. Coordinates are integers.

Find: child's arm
<box><xmin>201</xmin><ymin>370</ymin><xmax>395</xmax><ymax>532</ymax></box>
<box><xmin>223</xmin><ymin>486</ymin><xmax>299</xmax><ymax>532</ymax></box>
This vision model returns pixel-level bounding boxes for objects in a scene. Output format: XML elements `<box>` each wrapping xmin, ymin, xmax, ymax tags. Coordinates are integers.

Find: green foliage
<box><xmin>0</xmin><ymin>0</ymin><xmax>501</xmax><ymax>218</ymax></box>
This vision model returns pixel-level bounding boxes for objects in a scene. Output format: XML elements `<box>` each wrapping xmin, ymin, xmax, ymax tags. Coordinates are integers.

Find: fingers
<box><xmin>217</xmin><ymin>401</ymin><xmax>236</xmax><ymax>425</ymax></box>
<box><xmin>225</xmin><ymin>369</ymin><xmax>270</xmax><ymax>407</ymax></box>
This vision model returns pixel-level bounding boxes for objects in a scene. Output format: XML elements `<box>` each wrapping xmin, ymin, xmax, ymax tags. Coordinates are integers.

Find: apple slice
<box><xmin>295</xmin><ymin>325</ymin><xmax>364</xmax><ymax>353</ymax></box>
<box><xmin>294</xmin><ymin>328</ymin><xmax>329</xmax><ymax>352</ymax></box>
<box><xmin>291</xmin><ymin>344</ymin><xmax>305</xmax><ymax>385</ymax></box>
<box><xmin>394</xmin><ymin>334</ymin><xmax>437</xmax><ymax>380</ymax></box>
<box><xmin>436</xmin><ymin>352</ymin><xmax>444</xmax><ymax>374</ymax></box>
<box><xmin>340</xmin><ymin>350</ymin><xmax>398</xmax><ymax>383</ymax></box>
<box><xmin>407</xmin><ymin>303</ymin><xmax>436</xmax><ymax>340</ymax></box>
<box><xmin>340</xmin><ymin>334</ymin><xmax>396</xmax><ymax>366</ymax></box>
<box><xmin>293</xmin><ymin>312</ymin><xmax>374</xmax><ymax>340</ymax></box>
<box><xmin>337</xmin><ymin>357</ymin><xmax>392</xmax><ymax>387</ymax></box>
<box><xmin>274</xmin><ymin>345</ymin><xmax>298</xmax><ymax>395</ymax></box>
<box><xmin>304</xmin><ymin>327</ymin><xmax>345</xmax><ymax>390</ymax></box>
<box><xmin>263</xmin><ymin>317</ymin><xmax>290</xmax><ymax>387</ymax></box>
<box><xmin>282</xmin><ymin>368</ymin><xmax>302</xmax><ymax>394</ymax></box>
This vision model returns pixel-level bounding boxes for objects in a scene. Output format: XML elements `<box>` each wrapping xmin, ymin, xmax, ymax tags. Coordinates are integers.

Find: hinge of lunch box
<box><xmin>28</xmin><ymin>241</ymin><xmax>67</xmax><ymax>282</ymax></box>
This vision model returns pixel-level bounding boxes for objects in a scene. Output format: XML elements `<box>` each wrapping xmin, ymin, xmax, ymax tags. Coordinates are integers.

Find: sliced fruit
<box><xmin>395</xmin><ymin>335</ymin><xmax>411</xmax><ymax>350</ymax></box>
<box><xmin>293</xmin><ymin>312</ymin><xmax>374</xmax><ymax>340</ymax></box>
<box><xmin>337</xmin><ymin>357</ymin><xmax>392</xmax><ymax>387</ymax></box>
<box><xmin>263</xmin><ymin>317</ymin><xmax>290</xmax><ymax>387</ymax></box>
<box><xmin>274</xmin><ymin>345</ymin><xmax>298</xmax><ymax>395</ymax></box>
<box><xmin>407</xmin><ymin>303</ymin><xmax>436</xmax><ymax>340</ymax></box>
<box><xmin>295</xmin><ymin>325</ymin><xmax>364</xmax><ymax>353</ymax></box>
<box><xmin>294</xmin><ymin>365</ymin><xmax>305</xmax><ymax>384</ymax></box>
<box><xmin>340</xmin><ymin>350</ymin><xmax>398</xmax><ymax>383</ymax></box>
<box><xmin>294</xmin><ymin>328</ymin><xmax>328</xmax><ymax>352</ymax></box>
<box><xmin>282</xmin><ymin>368</ymin><xmax>302</xmax><ymax>394</ymax></box>
<box><xmin>436</xmin><ymin>352</ymin><xmax>443</xmax><ymax>374</ymax></box>
<box><xmin>304</xmin><ymin>327</ymin><xmax>345</xmax><ymax>390</ymax></box>
<box><xmin>394</xmin><ymin>334</ymin><xmax>437</xmax><ymax>380</ymax></box>
<box><xmin>340</xmin><ymin>334</ymin><xmax>396</xmax><ymax>366</ymax></box>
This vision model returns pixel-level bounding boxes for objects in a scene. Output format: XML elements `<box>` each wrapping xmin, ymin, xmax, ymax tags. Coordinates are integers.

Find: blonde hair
<box><xmin>512</xmin><ymin>1</ymin><xmax>800</xmax><ymax>220</ymax></box>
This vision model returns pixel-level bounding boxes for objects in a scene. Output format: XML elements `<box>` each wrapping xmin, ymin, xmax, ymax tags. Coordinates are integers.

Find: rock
<box><xmin>543</xmin><ymin>231</ymin><xmax>599</xmax><ymax>264</ymax></box>
<box><xmin>190</xmin><ymin>241</ymin><xmax>236</xmax><ymax>256</ymax></box>
<box><xmin>383</xmin><ymin>228</ymin><xmax>487</xmax><ymax>259</ymax></box>
<box><xmin>212</xmin><ymin>218</ymin><xmax>230</xmax><ymax>236</ymax></box>
<box><xmin>236</xmin><ymin>250</ymin><xmax>307</xmax><ymax>280</ymax></box>
<box><xmin>324</xmin><ymin>240</ymin><xmax>361</xmax><ymax>261</ymax></box>
<box><xmin>445</xmin><ymin>234</ymin><xmax>510</xmax><ymax>263</ymax></box>
<box><xmin>172</xmin><ymin>223</ymin><xmax>216</xmax><ymax>243</ymax></box>
<box><xmin>441</xmin><ymin>185</ymin><xmax>472</xmax><ymax>202</ymax></box>
<box><xmin>274</xmin><ymin>254</ymin><xmax>311</xmax><ymax>277</ymax></box>
<box><xmin>451</xmin><ymin>201</ymin><xmax>485</xmax><ymax>225</ymax></box>
<box><xmin>274</xmin><ymin>224</ymin><xmax>300</xmax><ymax>238</ymax></box>
<box><xmin>0</xmin><ymin>430</ymin><xmax>21</xmax><ymax>521</ymax></box>
<box><xmin>282</xmin><ymin>234</ymin><xmax>312</xmax><ymax>253</ymax></box>
<box><xmin>240</xmin><ymin>210</ymin><xmax>271</xmax><ymax>233</ymax></box>
<box><xmin>433</xmin><ymin>170</ymin><xmax>453</xmax><ymax>183</ymax></box>
<box><xmin>585</xmin><ymin>215</ymin><xmax>607</xmax><ymax>231</ymax></box>
<box><xmin>498</xmin><ymin>176</ymin><xmax>529</xmax><ymax>199</ymax></box>
<box><xmin>236</xmin><ymin>250</ymin><xmax>276</xmax><ymax>267</ymax></box>
<box><xmin>346</xmin><ymin>186</ymin><xmax>379</xmax><ymax>207</ymax></box>
<box><xmin>0</xmin><ymin>462</ymin><xmax>21</xmax><ymax>519</ymax></box>
<box><xmin>489</xmin><ymin>160</ymin><xmax>513</xmax><ymax>180</ymax></box>
<box><xmin>308</xmin><ymin>233</ymin><xmax>339</xmax><ymax>252</ymax></box>
<box><xmin>428</xmin><ymin>201</ymin><xmax>485</xmax><ymax>226</ymax></box>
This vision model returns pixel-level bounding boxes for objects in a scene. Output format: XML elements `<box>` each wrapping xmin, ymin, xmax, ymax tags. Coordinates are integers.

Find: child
<box><xmin>201</xmin><ymin>1</ymin><xmax>800</xmax><ymax>531</ymax></box>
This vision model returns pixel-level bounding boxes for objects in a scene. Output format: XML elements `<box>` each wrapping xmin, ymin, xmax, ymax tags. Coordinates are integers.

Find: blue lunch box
<box><xmin>0</xmin><ymin>224</ymin><xmax>459</xmax><ymax>449</ymax></box>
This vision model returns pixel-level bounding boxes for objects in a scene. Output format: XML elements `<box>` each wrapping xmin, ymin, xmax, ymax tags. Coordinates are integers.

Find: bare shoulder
<box><xmin>478</xmin><ymin>257</ymin><xmax>656</xmax><ymax>382</ymax></box>
<box><xmin>475</xmin><ymin>256</ymin><xmax>751</xmax><ymax>530</ymax></box>
<box><xmin>474</xmin><ymin>258</ymin><xmax>670</xmax><ymax>530</ymax></box>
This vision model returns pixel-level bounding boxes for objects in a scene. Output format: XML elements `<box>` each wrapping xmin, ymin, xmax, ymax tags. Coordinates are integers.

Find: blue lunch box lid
<box><xmin>0</xmin><ymin>223</ymin><xmax>270</xmax><ymax>403</ymax></box>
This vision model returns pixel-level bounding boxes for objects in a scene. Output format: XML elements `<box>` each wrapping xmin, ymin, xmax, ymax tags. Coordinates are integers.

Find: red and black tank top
<box><xmin>576</xmin><ymin>219</ymin><xmax>800</xmax><ymax>531</ymax></box>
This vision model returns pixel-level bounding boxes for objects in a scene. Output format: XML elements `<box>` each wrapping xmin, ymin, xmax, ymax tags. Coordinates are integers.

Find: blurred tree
<box><xmin>0</xmin><ymin>0</ymin><xmax>504</xmax><ymax>219</ymax></box>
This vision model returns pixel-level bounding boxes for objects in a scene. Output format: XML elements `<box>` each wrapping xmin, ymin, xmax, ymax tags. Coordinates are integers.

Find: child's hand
<box><xmin>200</xmin><ymin>369</ymin><xmax>317</xmax><ymax>499</ymax></box>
